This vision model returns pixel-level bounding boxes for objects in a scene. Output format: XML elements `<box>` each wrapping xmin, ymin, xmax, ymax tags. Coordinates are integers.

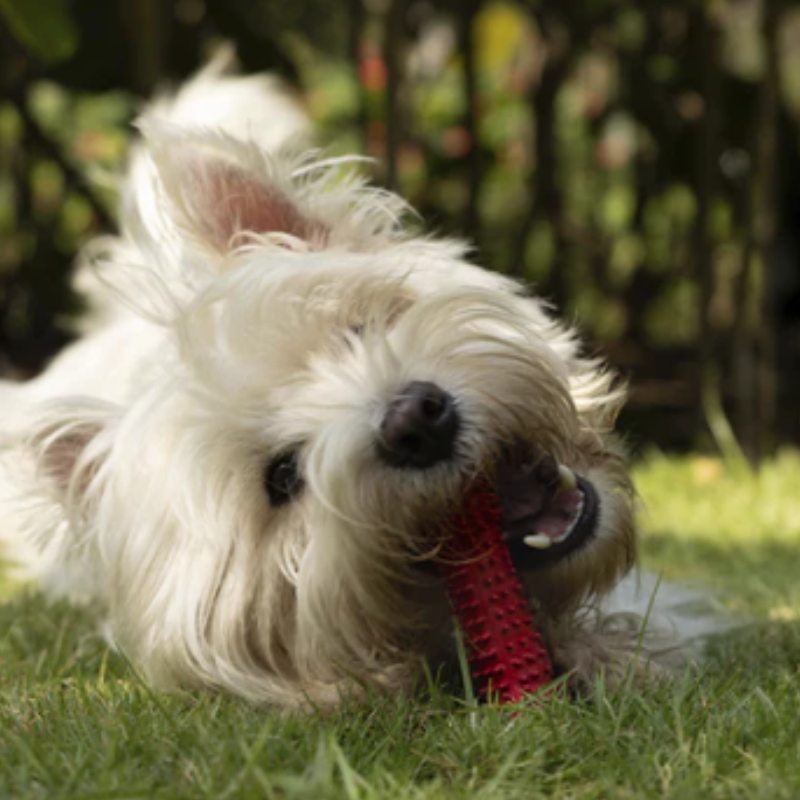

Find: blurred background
<box><xmin>0</xmin><ymin>0</ymin><xmax>798</xmax><ymax>464</ymax></box>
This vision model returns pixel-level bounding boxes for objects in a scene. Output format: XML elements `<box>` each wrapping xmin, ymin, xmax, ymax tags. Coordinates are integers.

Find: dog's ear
<box><xmin>38</xmin><ymin>428</ymin><xmax>101</xmax><ymax>497</ymax></box>
<box><xmin>28</xmin><ymin>402</ymin><xmax>116</xmax><ymax>502</ymax></box>
<box><xmin>121</xmin><ymin>129</ymin><xmax>406</xmax><ymax>299</ymax></box>
<box><xmin>168</xmin><ymin>154</ymin><xmax>325</xmax><ymax>254</ymax></box>
<box><xmin>139</xmin><ymin>136</ymin><xmax>328</xmax><ymax>258</ymax></box>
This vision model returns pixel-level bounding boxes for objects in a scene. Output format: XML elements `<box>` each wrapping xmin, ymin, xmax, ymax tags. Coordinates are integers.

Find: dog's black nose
<box><xmin>378</xmin><ymin>381</ymin><xmax>459</xmax><ymax>469</ymax></box>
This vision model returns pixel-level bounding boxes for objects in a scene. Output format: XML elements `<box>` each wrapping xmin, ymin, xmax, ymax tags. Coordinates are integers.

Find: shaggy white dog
<box><xmin>0</xmin><ymin>55</ymin><xmax>688</xmax><ymax>707</ymax></box>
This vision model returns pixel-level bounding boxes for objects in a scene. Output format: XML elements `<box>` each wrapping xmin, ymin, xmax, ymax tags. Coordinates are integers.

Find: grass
<box><xmin>3</xmin><ymin>453</ymin><xmax>800</xmax><ymax>799</ymax></box>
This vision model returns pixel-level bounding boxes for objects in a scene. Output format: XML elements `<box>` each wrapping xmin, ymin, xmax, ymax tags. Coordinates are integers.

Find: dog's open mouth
<box><xmin>494</xmin><ymin>448</ymin><xmax>599</xmax><ymax>566</ymax></box>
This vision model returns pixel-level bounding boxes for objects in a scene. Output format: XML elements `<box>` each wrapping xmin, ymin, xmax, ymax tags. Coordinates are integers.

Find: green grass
<box><xmin>3</xmin><ymin>453</ymin><xmax>800</xmax><ymax>799</ymax></box>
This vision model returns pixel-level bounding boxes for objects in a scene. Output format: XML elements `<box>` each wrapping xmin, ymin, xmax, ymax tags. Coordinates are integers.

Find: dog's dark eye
<box><xmin>265</xmin><ymin>451</ymin><xmax>304</xmax><ymax>506</ymax></box>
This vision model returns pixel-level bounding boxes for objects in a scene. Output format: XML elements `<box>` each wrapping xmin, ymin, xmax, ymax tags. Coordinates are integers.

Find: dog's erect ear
<box><xmin>165</xmin><ymin>152</ymin><xmax>326</xmax><ymax>254</ymax></box>
<box><xmin>136</xmin><ymin>135</ymin><xmax>328</xmax><ymax>258</ymax></box>
<box><xmin>119</xmin><ymin>128</ymin><xmax>408</xmax><ymax>305</ymax></box>
<box><xmin>182</xmin><ymin>157</ymin><xmax>324</xmax><ymax>253</ymax></box>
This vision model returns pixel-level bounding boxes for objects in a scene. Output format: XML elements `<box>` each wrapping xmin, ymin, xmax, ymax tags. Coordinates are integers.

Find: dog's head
<box><xmin>26</xmin><ymin>127</ymin><xmax>635</xmax><ymax>704</ymax></box>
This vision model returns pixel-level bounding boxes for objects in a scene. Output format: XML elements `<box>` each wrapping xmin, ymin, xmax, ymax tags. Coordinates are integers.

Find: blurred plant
<box><xmin>0</xmin><ymin>0</ymin><xmax>78</xmax><ymax>64</ymax></box>
<box><xmin>0</xmin><ymin>0</ymin><xmax>798</xmax><ymax>459</ymax></box>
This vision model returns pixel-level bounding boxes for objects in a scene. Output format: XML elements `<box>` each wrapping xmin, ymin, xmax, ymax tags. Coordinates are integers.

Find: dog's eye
<box><xmin>265</xmin><ymin>451</ymin><xmax>304</xmax><ymax>506</ymax></box>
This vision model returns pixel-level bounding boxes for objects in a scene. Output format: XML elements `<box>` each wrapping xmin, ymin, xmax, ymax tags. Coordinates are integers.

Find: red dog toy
<box><xmin>438</xmin><ymin>480</ymin><xmax>553</xmax><ymax>703</ymax></box>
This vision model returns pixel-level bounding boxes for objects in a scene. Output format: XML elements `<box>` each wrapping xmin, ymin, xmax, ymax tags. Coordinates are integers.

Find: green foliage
<box><xmin>644</xmin><ymin>279</ymin><xmax>699</xmax><ymax>345</ymax></box>
<box><xmin>600</xmin><ymin>183</ymin><xmax>636</xmax><ymax>235</ymax></box>
<box><xmin>524</xmin><ymin>222</ymin><xmax>556</xmax><ymax>284</ymax></box>
<box><xmin>0</xmin><ymin>0</ymin><xmax>78</xmax><ymax>64</ymax></box>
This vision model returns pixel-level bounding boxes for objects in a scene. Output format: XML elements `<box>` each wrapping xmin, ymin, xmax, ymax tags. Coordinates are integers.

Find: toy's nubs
<box><xmin>438</xmin><ymin>480</ymin><xmax>554</xmax><ymax>703</ymax></box>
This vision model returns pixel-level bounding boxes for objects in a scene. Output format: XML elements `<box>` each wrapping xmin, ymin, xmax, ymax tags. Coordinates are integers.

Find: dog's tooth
<box><xmin>558</xmin><ymin>464</ymin><xmax>578</xmax><ymax>491</ymax></box>
<box><xmin>523</xmin><ymin>534</ymin><xmax>553</xmax><ymax>550</ymax></box>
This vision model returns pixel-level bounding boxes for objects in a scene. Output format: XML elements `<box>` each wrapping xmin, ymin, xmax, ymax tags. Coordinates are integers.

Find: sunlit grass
<box><xmin>2</xmin><ymin>453</ymin><xmax>800</xmax><ymax>798</ymax></box>
<box><xmin>637</xmin><ymin>450</ymin><xmax>800</xmax><ymax>617</ymax></box>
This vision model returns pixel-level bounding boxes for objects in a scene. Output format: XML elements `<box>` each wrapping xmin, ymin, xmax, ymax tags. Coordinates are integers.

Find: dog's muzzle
<box><xmin>377</xmin><ymin>385</ymin><xmax>600</xmax><ymax>567</ymax></box>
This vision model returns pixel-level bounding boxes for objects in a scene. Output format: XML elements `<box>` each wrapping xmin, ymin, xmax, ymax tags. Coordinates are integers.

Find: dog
<box><xmin>0</xmin><ymin>54</ymin><xmax>676</xmax><ymax>708</ymax></box>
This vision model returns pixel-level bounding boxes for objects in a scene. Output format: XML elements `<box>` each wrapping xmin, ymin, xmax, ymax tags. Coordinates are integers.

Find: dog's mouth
<box><xmin>494</xmin><ymin>447</ymin><xmax>600</xmax><ymax>567</ymax></box>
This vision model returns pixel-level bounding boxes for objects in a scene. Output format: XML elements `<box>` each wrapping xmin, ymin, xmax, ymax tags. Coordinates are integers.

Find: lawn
<box><xmin>2</xmin><ymin>453</ymin><xmax>800</xmax><ymax>799</ymax></box>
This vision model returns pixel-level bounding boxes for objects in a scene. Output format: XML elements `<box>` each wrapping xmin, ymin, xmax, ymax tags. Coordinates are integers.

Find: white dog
<box><xmin>0</xmin><ymin>55</ymin><xmax>683</xmax><ymax>707</ymax></box>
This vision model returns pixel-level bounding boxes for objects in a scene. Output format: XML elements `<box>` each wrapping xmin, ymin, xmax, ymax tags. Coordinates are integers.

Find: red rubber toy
<box><xmin>438</xmin><ymin>480</ymin><xmax>554</xmax><ymax>703</ymax></box>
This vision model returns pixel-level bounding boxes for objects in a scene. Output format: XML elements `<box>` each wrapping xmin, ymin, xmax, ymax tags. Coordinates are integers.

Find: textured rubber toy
<box><xmin>438</xmin><ymin>481</ymin><xmax>553</xmax><ymax>703</ymax></box>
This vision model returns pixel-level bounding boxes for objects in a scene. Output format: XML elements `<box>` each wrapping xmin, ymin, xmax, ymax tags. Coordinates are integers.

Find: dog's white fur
<box><xmin>0</xmin><ymin>54</ymin><xmax>688</xmax><ymax>707</ymax></box>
